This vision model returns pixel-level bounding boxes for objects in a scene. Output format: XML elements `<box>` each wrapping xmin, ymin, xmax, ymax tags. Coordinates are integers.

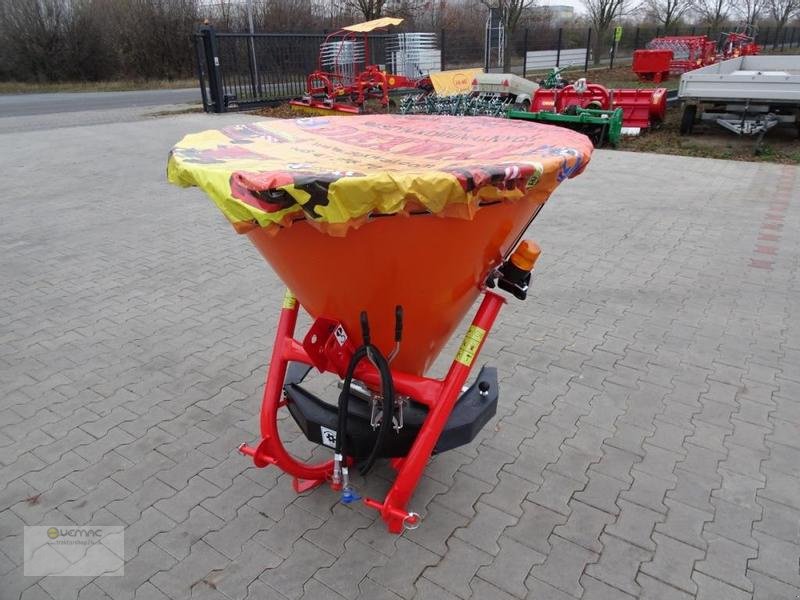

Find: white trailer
<box><xmin>678</xmin><ymin>55</ymin><xmax>800</xmax><ymax>138</ymax></box>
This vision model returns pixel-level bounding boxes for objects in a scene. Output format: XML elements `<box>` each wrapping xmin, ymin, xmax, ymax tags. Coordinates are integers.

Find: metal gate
<box><xmin>193</xmin><ymin>26</ymin><xmax>394</xmax><ymax>113</ymax></box>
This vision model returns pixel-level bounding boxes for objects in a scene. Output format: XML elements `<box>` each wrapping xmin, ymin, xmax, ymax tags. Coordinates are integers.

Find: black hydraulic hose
<box><xmin>334</xmin><ymin>310</ymin><xmax>400</xmax><ymax>476</ymax></box>
<box><xmin>358</xmin><ymin>347</ymin><xmax>394</xmax><ymax>476</ymax></box>
<box><xmin>335</xmin><ymin>346</ymin><xmax>368</xmax><ymax>457</ymax></box>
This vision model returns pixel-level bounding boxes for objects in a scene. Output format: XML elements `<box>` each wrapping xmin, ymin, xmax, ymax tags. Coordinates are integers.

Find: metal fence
<box><xmin>195</xmin><ymin>24</ymin><xmax>800</xmax><ymax>113</ymax></box>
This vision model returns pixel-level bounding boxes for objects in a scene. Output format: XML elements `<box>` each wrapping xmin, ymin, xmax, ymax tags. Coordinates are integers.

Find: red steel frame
<box><xmin>240</xmin><ymin>289</ymin><xmax>506</xmax><ymax>532</ymax></box>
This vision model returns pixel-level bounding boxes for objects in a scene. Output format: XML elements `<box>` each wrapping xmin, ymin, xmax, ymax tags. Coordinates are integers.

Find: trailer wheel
<box><xmin>680</xmin><ymin>104</ymin><xmax>697</xmax><ymax>135</ymax></box>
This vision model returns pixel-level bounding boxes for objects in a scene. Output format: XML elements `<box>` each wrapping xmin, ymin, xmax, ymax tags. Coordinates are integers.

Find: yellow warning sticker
<box><xmin>282</xmin><ymin>289</ymin><xmax>297</xmax><ymax>310</ymax></box>
<box><xmin>455</xmin><ymin>325</ymin><xmax>486</xmax><ymax>367</ymax></box>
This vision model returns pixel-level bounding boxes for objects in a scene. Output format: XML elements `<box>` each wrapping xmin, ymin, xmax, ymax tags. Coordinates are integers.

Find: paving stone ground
<box><xmin>1</xmin><ymin>113</ymin><xmax>799</xmax><ymax>600</ymax></box>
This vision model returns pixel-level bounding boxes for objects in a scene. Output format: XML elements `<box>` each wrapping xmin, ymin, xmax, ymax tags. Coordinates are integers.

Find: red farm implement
<box><xmin>168</xmin><ymin>115</ymin><xmax>594</xmax><ymax>533</ymax></box>
<box><xmin>289</xmin><ymin>17</ymin><xmax>432</xmax><ymax>115</ymax></box>
<box><xmin>720</xmin><ymin>31</ymin><xmax>760</xmax><ymax>59</ymax></box>
<box><xmin>633</xmin><ymin>30</ymin><xmax>759</xmax><ymax>83</ymax></box>
<box><xmin>530</xmin><ymin>81</ymin><xmax>667</xmax><ymax>130</ymax></box>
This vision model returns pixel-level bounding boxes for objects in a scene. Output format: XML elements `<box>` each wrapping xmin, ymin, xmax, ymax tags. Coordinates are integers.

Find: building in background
<box><xmin>532</xmin><ymin>4</ymin><xmax>575</xmax><ymax>24</ymax></box>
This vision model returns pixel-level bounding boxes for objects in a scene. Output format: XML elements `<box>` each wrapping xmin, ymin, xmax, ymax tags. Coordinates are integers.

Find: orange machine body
<box><xmin>247</xmin><ymin>197</ymin><xmax>543</xmax><ymax>376</ymax></box>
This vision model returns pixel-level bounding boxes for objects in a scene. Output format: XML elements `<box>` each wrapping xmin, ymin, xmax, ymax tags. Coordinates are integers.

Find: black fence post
<box><xmin>246</xmin><ymin>33</ymin><xmax>259</xmax><ymax>100</ymax></box>
<box><xmin>523</xmin><ymin>28</ymin><xmax>528</xmax><ymax>77</ymax></box>
<box><xmin>440</xmin><ymin>28</ymin><xmax>446</xmax><ymax>71</ymax></box>
<box><xmin>584</xmin><ymin>28</ymin><xmax>592</xmax><ymax>72</ymax></box>
<box><xmin>555</xmin><ymin>28</ymin><xmax>563</xmax><ymax>67</ymax></box>
<box><xmin>634</xmin><ymin>27</ymin><xmax>640</xmax><ymax>49</ymax></box>
<box><xmin>790</xmin><ymin>27</ymin><xmax>796</xmax><ymax>48</ymax></box>
<box><xmin>193</xmin><ymin>34</ymin><xmax>210</xmax><ymax>112</ymax></box>
<box><xmin>655</xmin><ymin>27</ymin><xmax>660</xmax><ymax>39</ymax></box>
<box><xmin>200</xmin><ymin>25</ymin><xmax>225</xmax><ymax>113</ymax></box>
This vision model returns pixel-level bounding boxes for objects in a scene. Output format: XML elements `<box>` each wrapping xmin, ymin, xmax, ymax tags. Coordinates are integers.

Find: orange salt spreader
<box><xmin>168</xmin><ymin>114</ymin><xmax>593</xmax><ymax>532</ymax></box>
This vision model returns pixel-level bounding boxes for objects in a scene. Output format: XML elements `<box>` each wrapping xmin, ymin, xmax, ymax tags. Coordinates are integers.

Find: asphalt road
<box><xmin>0</xmin><ymin>87</ymin><xmax>201</xmax><ymax>118</ymax></box>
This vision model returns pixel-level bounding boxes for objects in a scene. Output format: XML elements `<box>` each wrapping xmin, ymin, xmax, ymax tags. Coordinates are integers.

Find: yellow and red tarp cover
<box><xmin>167</xmin><ymin>114</ymin><xmax>592</xmax><ymax>235</ymax></box>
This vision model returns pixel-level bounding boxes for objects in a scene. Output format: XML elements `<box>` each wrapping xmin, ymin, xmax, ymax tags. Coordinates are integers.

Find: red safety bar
<box><xmin>240</xmin><ymin>289</ymin><xmax>507</xmax><ymax>532</ymax></box>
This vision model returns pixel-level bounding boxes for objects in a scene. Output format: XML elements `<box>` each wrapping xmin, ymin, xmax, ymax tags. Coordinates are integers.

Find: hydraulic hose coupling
<box><xmin>332</xmin><ymin>453</ymin><xmax>343</xmax><ymax>489</ymax></box>
<box><xmin>340</xmin><ymin>466</ymin><xmax>361</xmax><ymax>504</ymax></box>
<box><xmin>497</xmin><ymin>239</ymin><xmax>541</xmax><ymax>300</ymax></box>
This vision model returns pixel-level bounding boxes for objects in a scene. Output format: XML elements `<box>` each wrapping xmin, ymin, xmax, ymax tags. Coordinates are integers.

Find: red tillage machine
<box><xmin>530</xmin><ymin>82</ymin><xmax>667</xmax><ymax>130</ymax></box>
<box><xmin>168</xmin><ymin>115</ymin><xmax>593</xmax><ymax>532</ymax></box>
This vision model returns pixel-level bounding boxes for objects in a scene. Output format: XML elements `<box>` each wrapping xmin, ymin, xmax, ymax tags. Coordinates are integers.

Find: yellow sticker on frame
<box><xmin>456</xmin><ymin>325</ymin><xmax>486</xmax><ymax>366</ymax></box>
<box><xmin>282</xmin><ymin>289</ymin><xmax>297</xmax><ymax>310</ymax></box>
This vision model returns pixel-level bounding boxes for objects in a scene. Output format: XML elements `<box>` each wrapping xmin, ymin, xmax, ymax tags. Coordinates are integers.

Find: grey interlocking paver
<box><xmin>427</xmin><ymin>472</ymin><xmax>491</xmax><ymax>519</ymax></box>
<box><xmin>694</xmin><ymin>533</ymin><xmax>757</xmax><ymax>592</ymax></box>
<box><xmin>606</xmin><ymin>499</ymin><xmax>664</xmax><ymax>551</ymax></box>
<box><xmin>2</xmin><ymin>113</ymin><xmax>799</xmax><ymax>600</ymax></box>
<box><xmin>655</xmin><ymin>498</ymin><xmax>714</xmax><ymax>550</ymax></box>
<box><xmin>553</xmin><ymin>499</ymin><xmax>614</xmax><ymax>553</ymax></box>
<box><xmin>367</xmin><ymin>538</ymin><xmax>439</xmax><ymax>599</ymax></box>
<box><xmin>423</xmin><ymin>537</ymin><xmax>492</xmax><ymax>599</ymax></box>
<box><xmin>480</xmin><ymin>471</ymin><xmax>535</xmax><ymax>519</ymax></box>
<box><xmin>704</xmin><ymin>496</ymin><xmax>761</xmax><ymax>548</ymax></box>
<box><xmin>260</xmin><ymin>538</ymin><xmax>335</xmax><ymax>599</ymax></box>
<box><xmin>413</xmin><ymin>577</ymin><xmax>460</xmax><ymax>600</ymax></box>
<box><xmin>356</xmin><ymin>577</ymin><xmax>402</xmax><ymax>600</ymax></box>
<box><xmin>452</xmin><ymin>501</ymin><xmax>516</xmax><ymax>556</ymax></box>
<box><xmin>693</xmin><ymin>572</ymin><xmax>751</xmax><ymax>600</ymax></box>
<box><xmin>529</xmin><ymin>534</ymin><xmax>598</xmax><ymax>597</ymax></box>
<box><xmin>639</xmin><ymin>532</ymin><xmax>705</xmax><ymax>595</ymax></box>
<box><xmin>152</xmin><ymin>474</ymin><xmax>221</xmax><ymax>523</ymax></box>
<box><xmin>754</xmin><ymin>497</ymin><xmax>800</xmax><ymax>544</ymax></box>
<box><xmin>252</xmin><ymin>504</ymin><xmax>324</xmax><ymax>559</ymax></box>
<box><xmin>749</xmin><ymin>570</ymin><xmax>800</xmax><ymax>600</ymax></box>
<box><xmin>749</xmin><ymin>530</ymin><xmax>800</xmax><ymax>588</ymax></box>
<box><xmin>476</xmin><ymin>535</ymin><xmax>544</xmax><ymax>598</ymax></box>
<box><xmin>527</xmin><ymin>468</ymin><xmax>585</xmax><ymax>516</ymax></box>
<box><xmin>404</xmin><ymin>501</ymin><xmax>468</xmax><ymax>557</ymax></box>
<box><xmin>303</xmin><ymin>504</ymin><xmax>372</xmax><ymax>556</ymax></box>
<box><xmin>152</xmin><ymin>505</ymin><xmax>224</xmax><ymax>560</ymax></box>
<box><xmin>666</xmin><ymin>467</ymin><xmax>717</xmax><ymax>513</ymax></box>
<box><xmin>584</xmin><ymin>533</ymin><xmax>652</xmax><ymax>597</ymax></box>
<box><xmin>637</xmin><ymin>573</ymin><xmax>694</xmax><ymax>600</ymax></box>
<box><xmin>505</xmin><ymin>501</ymin><xmax>565</xmax><ymax>555</ymax></box>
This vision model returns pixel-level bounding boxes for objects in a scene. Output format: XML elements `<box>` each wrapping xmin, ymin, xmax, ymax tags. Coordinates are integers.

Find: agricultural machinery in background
<box><xmin>633</xmin><ymin>30</ymin><xmax>759</xmax><ymax>83</ymax></box>
<box><xmin>402</xmin><ymin>73</ymin><xmax>667</xmax><ymax>147</ymax></box>
<box><xmin>289</xmin><ymin>17</ymin><xmax>437</xmax><ymax>115</ymax></box>
<box><xmin>400</xmin><ymin>72</ymin><xmax>537</xmax><ymax>116</ymax></box>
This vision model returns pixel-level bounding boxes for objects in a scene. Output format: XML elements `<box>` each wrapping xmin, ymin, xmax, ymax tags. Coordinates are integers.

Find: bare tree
<box><xmin>769</xmin><ymin>0</ymin><xmax>800</xmax><ymax>39</ymax></box>
<box><xmin>736</xmin><ymin>0</ymin><xmax>767</xmax><ymax>26</ymax></box>
<box><xmin>343</xmin><ymin>0</ymin><xmax>388</xmax><ymax>20</ymax></box>
<box><xmin>644</xmin><ymin>0</ymin><xmax>692</xmax><ymax>30</ymax></box>
<box><xmin>692</xmin><ymin>0</ymin><xmax>729</xmax><ymax>29</ymax></box>
<box><xmin>479</xmin><ymin>0</ymin><xmax>536</xmax><ymax>34</ymax></box>
<box><xmin>583</xmin><ymin>0</ymin><xmax>628</xmax><ymax>65</ymax></box>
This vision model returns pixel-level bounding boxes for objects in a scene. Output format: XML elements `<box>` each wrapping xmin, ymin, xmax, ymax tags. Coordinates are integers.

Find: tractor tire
<box><xmin>680</xmin><ymin>104</ymin><xmax>697</xmax><ymax>135</ymax></box>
